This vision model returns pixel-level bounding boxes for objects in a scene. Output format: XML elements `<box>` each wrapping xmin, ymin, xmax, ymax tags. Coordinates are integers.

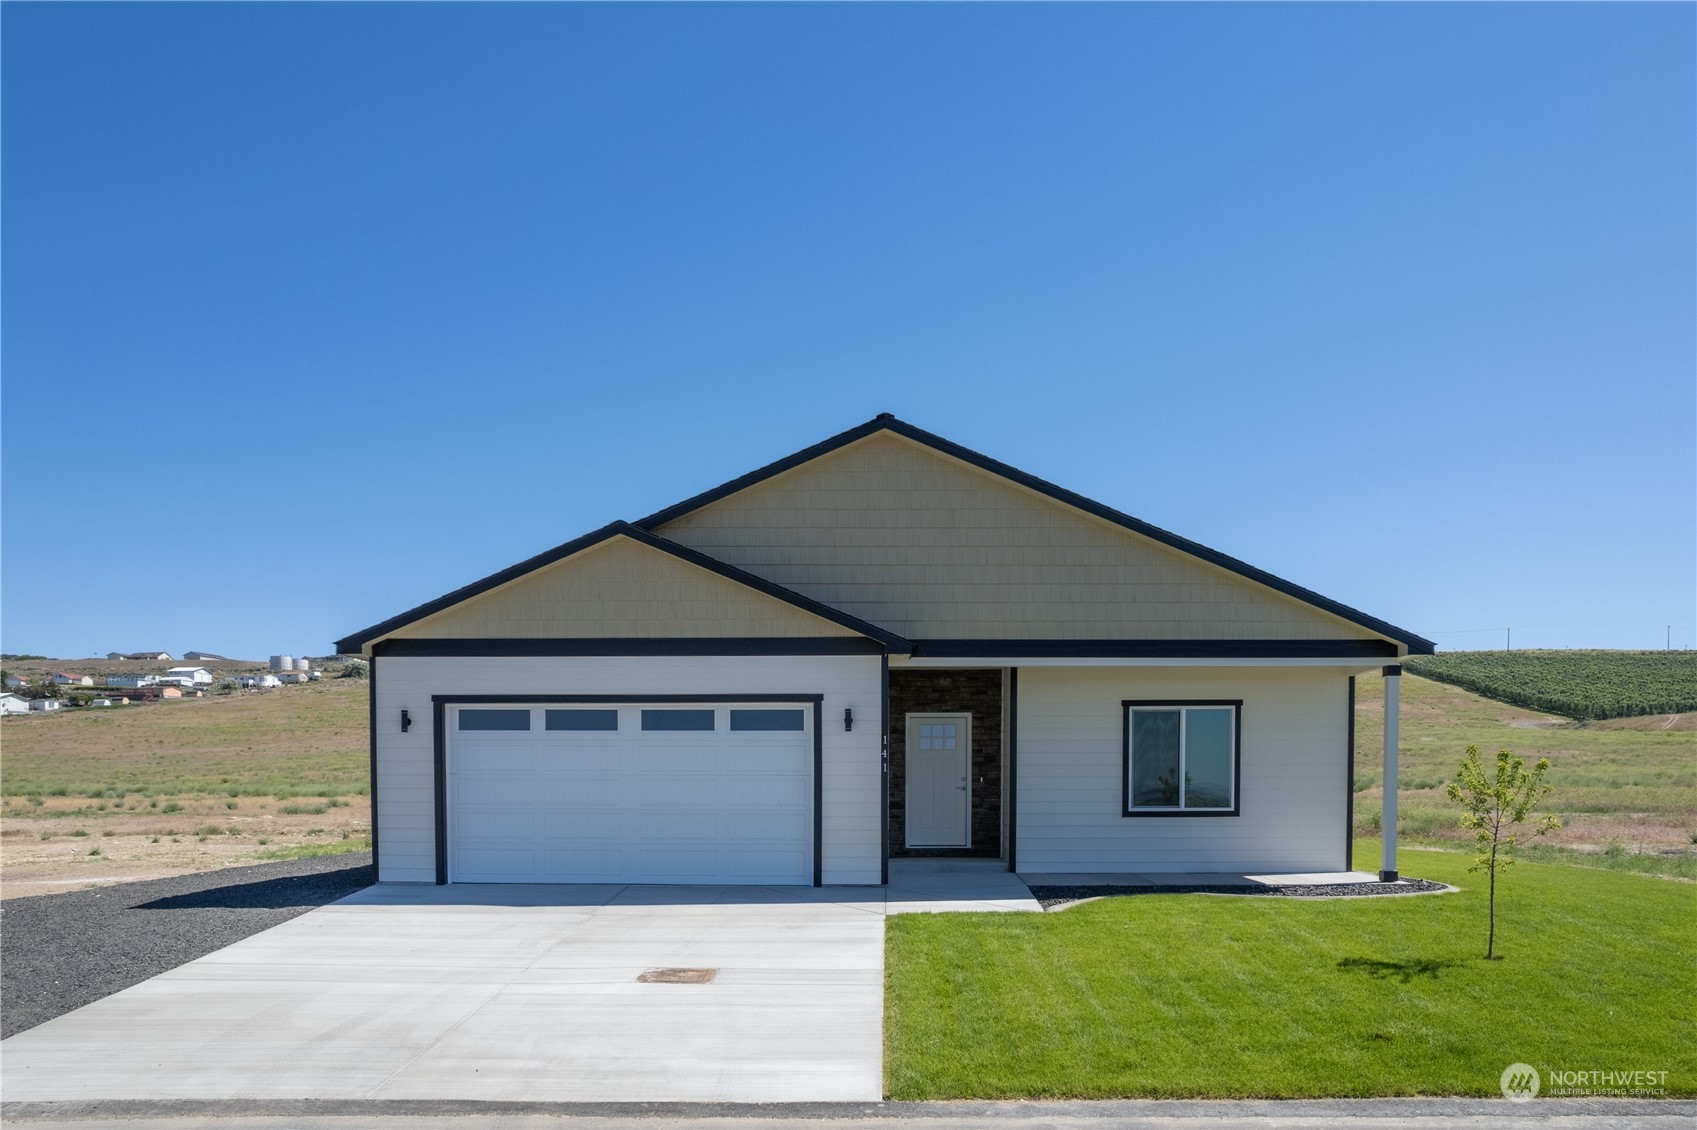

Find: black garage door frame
<box><xmin>430</xmin><ymin>693</ymin><xmax>825</xmax><ymax>886</ymax></box>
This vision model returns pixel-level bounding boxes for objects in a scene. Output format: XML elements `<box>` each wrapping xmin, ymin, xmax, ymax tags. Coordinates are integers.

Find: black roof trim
<box><xmin>909</xmin><ymin>639</ymin><xmax>1400</xmax><ymax>659</ymax></box>
<box><xmin>333</xmin><ymin>521</ymin><xmax>912</xmax><ymax>654</ymax></box>
<box><xmin>374</xmin><ymin>637</ymin><xmax>887</xmax><ymax>658</ymax></box>
<box><xmin>637</xmin><ymin>414</ymin><xmax>1434</xmax><ymax>654</ymax></box>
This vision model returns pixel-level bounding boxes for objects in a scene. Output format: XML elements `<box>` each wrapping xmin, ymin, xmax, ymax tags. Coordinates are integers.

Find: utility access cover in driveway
<box><xmin>0</xmin><ymin>883</ymin><xmax>884</xmax><ymax>1103</ymax></box>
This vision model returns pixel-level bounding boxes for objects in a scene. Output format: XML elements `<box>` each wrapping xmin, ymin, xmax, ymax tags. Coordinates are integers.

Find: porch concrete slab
<box><xmin>886</xmin><ymin>859</ymin><xmax>1041</xmax><ymax>914</ymax></box>
<box><xmin>0</xmin><ymin>883</ymin><xmax>883</xmax><ymax>1103</ymax></box>
<box><xmin>1018</xmin><ymin>871</ymin><xmax>1160</xmax><ymax>886</ymax></box>
<box><xmin>1020</xmin><ymin>870</ymin><xmax>1384</xmax><ymax>889</ymax></box>
<box><xmin>1244</xmin><ymin>870</ymin><xmax>1381</xmax><ymax>886</ymax></box>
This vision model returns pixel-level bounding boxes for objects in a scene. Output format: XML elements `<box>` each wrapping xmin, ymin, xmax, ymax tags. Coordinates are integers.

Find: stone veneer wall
<box><xmin>888</xmin><ymin>668</ymin><xmax>1002</xmax><ymax>857</ymax></box>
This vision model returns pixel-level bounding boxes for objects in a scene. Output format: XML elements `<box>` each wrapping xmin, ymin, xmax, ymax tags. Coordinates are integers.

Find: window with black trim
<box><xmin>1123</xmin><ymin>701</ymin><xmax>1239</xmax><ymax>814</ymax></box>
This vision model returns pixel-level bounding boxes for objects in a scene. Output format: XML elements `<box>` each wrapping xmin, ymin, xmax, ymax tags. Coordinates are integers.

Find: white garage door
<box><xmin>448</xmin><ymin>702</ymin><xmax>814</xmax><ymax>885</ymax></box>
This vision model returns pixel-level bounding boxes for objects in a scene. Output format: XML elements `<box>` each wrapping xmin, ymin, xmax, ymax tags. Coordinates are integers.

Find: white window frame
<box><xmin>1122</xmin><ymin>700</ymin><xmax>1242</xmax><ymax>817</ymax></box>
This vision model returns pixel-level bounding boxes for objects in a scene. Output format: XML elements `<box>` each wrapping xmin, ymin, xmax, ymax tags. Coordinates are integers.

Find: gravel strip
<box><xmin>1030</xmin><ymin>877</ymin><xmax>1449</xmax><ymax>909</ymax></box>
<box><xmin>0</xmin><ymin>853</ymin><xmax>373</xmax><ymax>1038</ymax></box>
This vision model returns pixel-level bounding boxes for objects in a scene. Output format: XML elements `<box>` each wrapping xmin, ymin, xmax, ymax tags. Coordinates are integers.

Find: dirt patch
<box><xmin>0</xmin><ymin>795</ymin><xmax>369</xmax><ymax>898</ymax></box>
<box><xmin>1574</xmin><ymin>713</ymin><xmax>1695</xmax><ymax>732</ymax></box>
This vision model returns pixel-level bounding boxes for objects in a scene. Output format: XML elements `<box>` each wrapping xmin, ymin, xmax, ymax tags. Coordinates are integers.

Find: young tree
<box><xmin>1446</xmin><ymin>745</ymin><xmax>1559</xmax><ymax>959</ymax></box>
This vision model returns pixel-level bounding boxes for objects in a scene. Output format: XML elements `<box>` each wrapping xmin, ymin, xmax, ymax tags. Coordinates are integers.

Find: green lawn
<box><xmin>885</xmin><ymin>842</ymin><xmax>1695</xmax><ymax>1099</ymax></box>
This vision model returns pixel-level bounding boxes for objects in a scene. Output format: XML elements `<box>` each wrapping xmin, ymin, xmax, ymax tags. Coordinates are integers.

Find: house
<box><xmin>108</xmin><ymin>651</ymin><xmax>173</xmax><ymax>661</ymax></box>
<box><xmin>3</xmin><ymin>674</ymin><xmax>26</xmax><ymax>690</ymax></box>
<box><xmin>238</xmin><ymin>675</ymin><xmax>282</xmax><ymax>689</ymax></box>
<box><xmin>0</xmin><ymin>693</ymin><xmax>29</xmax><ymax>714</ymax></box>
<box><xmin>51</xmin><ymin>672</ymin><xmax>94</xmax><ymax>687</ymax></box>
<box><xmin>277</xmin><ymin>671</ymin><xmax>311</xmax><ymax>684</ymax></box>
<box><xmin>105</xmin><ymin>674</ymin><xmax>160</xmax><ymax>689</ymax></box>
<box><xmin>165</xmin><ymin>667</ymin><xmax>215</xmax><ymax>686</ymax></box>
<box><xmin>335</xmin><ymin>414</ymin><xmax>1432</xmax><ymax>889</ymax></box>
<box><xmin>28</xmin><ymin>699</ymin><xmax>63</xmax><ymax>712</ymax></box>
<box><xmin>183</xmin><ymin>651</ymin><xmax>227</xmax><ymax>662</ymax></box>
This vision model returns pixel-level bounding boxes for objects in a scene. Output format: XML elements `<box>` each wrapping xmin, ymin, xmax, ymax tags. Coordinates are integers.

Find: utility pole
<box><xmin>1506</xmin><ymin>627</ymin><xmax>1511</xmax><ymax>652</ymax></box>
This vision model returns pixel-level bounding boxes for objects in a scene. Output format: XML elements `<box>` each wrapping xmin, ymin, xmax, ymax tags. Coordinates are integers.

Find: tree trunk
<box><xmin>1487</xmin><ymin>842</ymin><xmax>1498</xmax><ymax>959</ymax></box>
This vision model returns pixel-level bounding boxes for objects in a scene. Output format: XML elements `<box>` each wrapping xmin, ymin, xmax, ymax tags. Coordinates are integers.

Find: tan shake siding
<box><xmin>374</xmin><ymin>654</ymin><xmax>884</xmax><ymax>885</ymax></box>
<box><xmin>656</xmin><ymin>433</ymin><xmax>1382</xmax><ymax>641</ymax></box>
<box><xmin>385</xmin><ymin>536</ymin><xmax>860</xmax><ymax>641</ymax></box>
<box><xmin>1016</xmin><ymin>666</ymin><xmax>1350</xmax><ymax>873</ymax></box>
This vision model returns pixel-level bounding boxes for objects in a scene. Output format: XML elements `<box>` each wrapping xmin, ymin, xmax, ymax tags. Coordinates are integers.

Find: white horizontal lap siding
<box><xmin>373</xmin><ymin>654</ymin><xmax>883</xmax><ymax>885</ymax></box>
<box><xmin>1017</xmin><ymin>666</ymin><xmax>1349</xmax><ymax>873</ymax></box>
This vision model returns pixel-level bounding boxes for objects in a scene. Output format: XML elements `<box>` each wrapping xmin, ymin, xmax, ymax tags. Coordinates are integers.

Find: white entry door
<box><xmin>905</xmin><ymin>713</ymin><xmax>970</xmax><ymax>847</ymax></box>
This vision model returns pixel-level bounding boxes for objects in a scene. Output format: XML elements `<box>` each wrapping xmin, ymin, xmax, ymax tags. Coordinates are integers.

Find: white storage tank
<box><xmin>269</xmin><ymin>655</ymin><xmax>294</xmax><ymax>672</ymax></box>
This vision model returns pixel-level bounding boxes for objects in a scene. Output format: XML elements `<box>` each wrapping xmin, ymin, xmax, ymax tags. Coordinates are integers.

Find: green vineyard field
<box><xmin>1403</xmin><ymin>650</ymin><xmax>1697</xmax><ymax>720</ymax></box>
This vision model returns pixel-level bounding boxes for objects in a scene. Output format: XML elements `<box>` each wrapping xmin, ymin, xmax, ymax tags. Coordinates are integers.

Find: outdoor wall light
<box><xmin>401</xmin><ymin>709</ymin><xmax>412</xmax><ymax>733</ymax></box>
<box><xmin>844</xmin><ymin>707</ymin><xmax>854</xmax><ymax>732</ymax></box>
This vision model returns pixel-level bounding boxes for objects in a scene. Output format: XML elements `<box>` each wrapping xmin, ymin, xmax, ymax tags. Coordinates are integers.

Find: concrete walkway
<box><xmin>886</xmin><ymin>858</ymin><xmax>1042</xmax><ymax>913</ymax></box>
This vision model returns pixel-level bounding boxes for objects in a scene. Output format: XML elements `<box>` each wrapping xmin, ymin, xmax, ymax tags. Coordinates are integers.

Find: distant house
<box><xmin>109</xmin><ymin>651</ymin><xmax>173</xmax><ymax>661</ymax></box>
<box><xmin>238</xmin><ymin>675</ymin><xmax>283</xmax><ymax>689</ymax></box>
<box><xmin>165</xmin><ymin>667</ymin><xmax>215</xmax><ymax>686</ymax></box>
<box><xmin>89</xmin><ymin>697</ymin><xmax>126</xmax><ymax>708</ymax></box>
<box><xmin>182</xmin><ymin>651</ymin><xmax>227</xmax><ymax>662</ymax></box>
<box><xmin>117</xmin><ymin>686</ymin><xmax>180</xmax><ymax>702</ymax></box>
<box><xmin>28</xmin><ymin>699</ymin><xmax>63</xmax><ymax>712</ymax></box>
<box><xmin>3</xmin><ymin>674</ymin><xmax>25</xmax><ymax>690</ymax></box>
<box><xmin>276</xmin><ymin>671</ymin><xmax>311</xmax><ymax>684</ymax></box>
<box><xmin>105</xmin><ymin>674</ymin><xmax>161</xmax><ymax>689</ymax></box>
<box><xmin>0</xmin><ymin>693</ymin><xmax>29</xmax><ymax>714</ymax></box>
<box><xmin>52</xmin><ymin>672</ymin><xmax>94</xmax><ymax>687</ymax></box>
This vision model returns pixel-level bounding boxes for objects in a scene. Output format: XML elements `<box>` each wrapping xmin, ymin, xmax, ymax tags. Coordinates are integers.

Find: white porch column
<box><xmin>1380</xmin><ymin>664</ymin><xmax>1401</xmax><ymax>881</ymax></box>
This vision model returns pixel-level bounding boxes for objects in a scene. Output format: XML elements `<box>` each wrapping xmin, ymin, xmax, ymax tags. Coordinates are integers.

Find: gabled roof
<box><xmin>638</xmin><ymin>414</ymin><xmax>1434</xmax><ymax>654</ymax></box>
<box><xmin>334</xmin><ymin>521</ymin><xmax>913</xmax><ymax>656</ymax></box>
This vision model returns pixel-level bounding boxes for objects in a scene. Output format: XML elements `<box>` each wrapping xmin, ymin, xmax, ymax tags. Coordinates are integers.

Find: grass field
<box><xmin>0</xmin><ymin>678</ymin><xmax>369</xmax><ymax>895</ymax></box>
<box><xmin>885</xmin><ymin>841</ymin><xmax>1696</xmax><ymax>1099</ymax></box>
<box><xmin>2</xmin><ymin>652</ymin><xmax>1690</xmax><ymax>890</ymax></box>
<box><xmin>1353</xmin><ymin>672</ymin><xmax>1695</xmax><ymax>870</ymax></box>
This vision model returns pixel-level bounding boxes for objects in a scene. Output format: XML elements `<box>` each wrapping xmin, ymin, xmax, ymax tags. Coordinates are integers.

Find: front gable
<box><xmin>336</xmin><ymin>523</ymin><xmax>907</xmax><ymax>656</ymax></box>
<box><xmin>650</xmin><ymin>427</ymin><xmax>1410</xmax><ymax>647</ymax></box>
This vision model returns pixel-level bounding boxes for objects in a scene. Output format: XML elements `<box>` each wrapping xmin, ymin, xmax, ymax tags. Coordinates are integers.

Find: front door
<box><xmin>905</xmin><ymin>713</ymin><xmax>970</xmax><ymax>847</ymax></box>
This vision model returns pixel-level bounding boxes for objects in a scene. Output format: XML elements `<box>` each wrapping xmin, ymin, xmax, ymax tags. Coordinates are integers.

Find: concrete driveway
<box><xmin>0</xmin><ymin>883</ymin><xmax>887</xmax><ymax>1103</ymax></box>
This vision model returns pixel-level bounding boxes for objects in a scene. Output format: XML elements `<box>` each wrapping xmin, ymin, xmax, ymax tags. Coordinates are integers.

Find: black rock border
<box><xmin>1030</xmin><ymin>878</ymin><xmax>1451</xmax><ymax>909</ymax></box>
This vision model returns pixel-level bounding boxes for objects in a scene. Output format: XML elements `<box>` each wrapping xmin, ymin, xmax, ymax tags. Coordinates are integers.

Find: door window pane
<box><xmin>1131</xmin><ymin>710</ymin><xmax>1181</xmax><ymax>807</ymax></box>
<box><xmin>1184</xmin><ymin>708</ymin><xmax>1234</xmax><ymax>808</ymax></box>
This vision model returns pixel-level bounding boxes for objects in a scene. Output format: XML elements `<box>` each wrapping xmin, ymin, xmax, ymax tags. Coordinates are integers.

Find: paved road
<box><xmin>1</xmin><ymin>1098</ymin><xmax>1688</xmax><ymax>1128</ymax></box>
<box><xmin>0</xmin><ymin>854</ymin><xmax>374</xmax><ymax>1038</ymax></box>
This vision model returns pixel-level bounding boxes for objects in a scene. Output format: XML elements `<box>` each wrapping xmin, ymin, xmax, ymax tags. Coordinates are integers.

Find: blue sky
<box><xmin>3</xmin><ymin>3</ymin><xmax>1692</xmax><ymax>660</ymax></box>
